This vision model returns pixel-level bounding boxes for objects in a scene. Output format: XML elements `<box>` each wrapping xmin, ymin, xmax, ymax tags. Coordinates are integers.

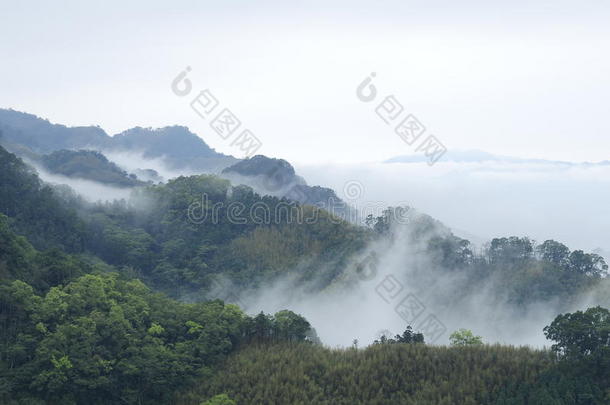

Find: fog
<box><xmin>31</xmin><ymin>150</ymin><xmax>609</xmax><ymax>348</ymax></box>
<box><xmin>30</xmin><ymin>149</ymin><xmax>204</xmax><ymax>202</ymax></box>
<box><xmin>238</xmin><ymin>212</ymin><xmax>609</xmax><ymax>348</ymax></box>
<box><xmin>295</xmin><ymin>159</ymin><xmax>610</xmax><ymax>252</ymax></box>
<box><xmin>101</xmin><ymin>149</ymin><xmax>200</xmax><ymax>181</ymax></box>
<box><xmin>30</xmin><ymin>163</ymin><xmax>133</xmax><ymax>202</ymax></box>
<box><xmin>219</xmin><ymin>157</ymin><xmax>610</xmax><ymax>348</ymax></box>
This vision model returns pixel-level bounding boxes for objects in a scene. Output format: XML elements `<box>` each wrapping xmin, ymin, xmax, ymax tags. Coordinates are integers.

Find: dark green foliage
<box><xmin>1</xmin><ymin>142</ymin><xmax>610</xmax><ymax>404</ymax></box>
<box><xmin>40</xmin><ymin>149</ymin><xmax>144</xmax><ymax>187</ymax></box>
<box><xmin>0</xmin><ymin>272</ymin><xmax>314</xmax><ymax>404</ymax></box>
<box><xmin>543</xmin><ymin>306</ymin><xmax>609</xmax><ymax>403</ymax></box>
<box><xmin>544</xmin><ymin>306</ymin><xmax>610</xmax><ymax>360</ymax></box>
<box><xmin>222</xmin><ymin>155</ymin><xmax>296</xmax><ymax>182</ymax></box>
<box><xmin>0</xmin><ymin>274</ymin><xmax>240</xmax><ymax>404</ymax></box>
<box><xmin>496</xmin><ymin>307</ymin><xmax>610</xmax><ymax>404</ymax></box>
<box><xmin>488</xmin><ymin>236</ymin><xmax>534</xmax><ymax>264</ymax></box>
<box><xmin>0</xmin><ymin>214</ymin><xmax>85</xmax><ymax>291</ymax></box>
<box><xmin>481</xmin><ymin>238</ymin><xmax>607</xmax><ymax>305</ymax></box>
<box><xmin>537</xmin><ymin>240</ymin><xmax>571</xmax><ymax>266</ymax></box>
<box><xmin>2</xmin><ymin>141</ymin><xmax>604</xmax><ymax>308</ymax></box>
<box><xmin>565</xmin><ymin>250</ymin><xmax>608</xmax><ymax>278</ymax></box>
<box><xmin>1</xmin><ymin>142</ymin><xmax>365</xmax><ymax>298</ymax></box>
<box><xmin>221</xmin><ymin>155</ymin><xmax>350</xmax><ymax>211</ymax></box>
<box><xmin>79</xmin><ymin>174</ymin><xmax>367</xmax><ymax>296</ymax></box>
<box><xmin>0</xmin><ymin>146</ymin><xmax>86</xmax><ymax>252</ymax></box>
<box><xmin>373</xmin><ymin>326</ymin><xmax>424</xmax><ymax>345</ymax></box>
<box><xmin>0</xmin><ymin>214</ymin><xmax>36</xmax><ymax>281</ymax></box>
<box><xmin>243</xmin><ymin>310</ymin><xmax>319</xmax><ymax>344</ymax></box>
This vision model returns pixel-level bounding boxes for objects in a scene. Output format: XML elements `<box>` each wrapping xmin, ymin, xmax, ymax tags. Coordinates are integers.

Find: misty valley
<box><xmin>0</xmin><ymin>109</ymin><xmax>608</xmax><ymax>404</ymax></box>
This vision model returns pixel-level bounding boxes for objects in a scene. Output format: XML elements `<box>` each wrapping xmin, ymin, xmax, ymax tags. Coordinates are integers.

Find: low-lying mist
<box><xmin>30</xmin><ymin>150</ymin><xmax>205</xmax><ymax>202</ymax></box>
<box><xmin>236</xmin><ymin>213</ymin><xmax>609</xmax><ymax>348</ymax></box>
<box><xmin>295</xmin><ymin>159</ymin><xmax>610</xmax><ymax>253</ymax></box>
<box><xmin>32</xmin><ymin>163</ymin><xmax>133</xmax><ymax>202</ymax></box>
<box><xmin>31</xmin><ymin>150</ymin><xmax>609</xmax><ymax>349</ymax></box>
<box><xmin>101</xmin><ymin>150</ymin><xmax>200</xmax><ymax>181</ymax></box>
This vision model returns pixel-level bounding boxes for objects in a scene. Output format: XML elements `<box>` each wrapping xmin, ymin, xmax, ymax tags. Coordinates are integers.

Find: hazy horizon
<box><xmin>1</xmin><ymin>0</ymin><xmax>609</xmax><ymax>164</ymax></box>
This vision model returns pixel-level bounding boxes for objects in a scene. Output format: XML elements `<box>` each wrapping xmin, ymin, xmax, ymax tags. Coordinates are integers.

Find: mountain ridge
<box><xmin>386</xmin><ymin>149</ymin><xmax>610</xmax><ymax>166</ymax></box>
<box><xmin>0</xmin><ymin>109</ymin><xmax>352</xmax><ymax>216</ymax></box>
<box><xmin>0</xmin><ymin>108</ymin><xmax>237</xmax><ymax>172</ymax></box>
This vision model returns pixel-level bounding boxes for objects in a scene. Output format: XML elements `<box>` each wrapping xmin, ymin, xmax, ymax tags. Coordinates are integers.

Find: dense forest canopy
<box><xmin>0</xmin><ymin>142</ymin><xmax>608</xmax><ymax>404</ymax></box>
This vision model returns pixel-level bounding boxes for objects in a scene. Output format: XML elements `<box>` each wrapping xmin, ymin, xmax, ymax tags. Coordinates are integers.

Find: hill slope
<box><xmin>39</xmin><ymin>149</ymin><xmax>145</xmax><ymax>187</ymax></box>
<box><xmin>0</xmin><ymin>109</ymin><xmax>236</xmax><ymax>171</ymax></box>
<box><xmin>176</xmin><ymin>342</ymin><xmax>606</xmax><ymax>405</ymax></box>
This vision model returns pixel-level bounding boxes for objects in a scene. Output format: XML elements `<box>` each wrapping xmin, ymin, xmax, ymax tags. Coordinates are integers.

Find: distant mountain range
<box><xmin>386</xmin><ymin>149</ymin><xmax>610</xmax><ymax>166</ymax></box>
<box><xmin>0</xmin><ymin>109</ymin><xmax>237</xmax><ymax>172</ymax></box>
<box><xmin>0</xmin><ymin>108</ymin><xmax>349</xmax><ymax>213</ymax></box>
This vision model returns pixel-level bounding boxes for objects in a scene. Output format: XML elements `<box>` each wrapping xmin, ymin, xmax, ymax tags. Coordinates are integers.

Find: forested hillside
<box><xmin>39</xmin><ymin>149</ymin><xmax>145</xmax><ymax>187</ymax></box>
<box><xmin>173</xmin><ymin>343</ymin><xmax>570</xmax><ymax>404</ymax></box>
<box><xmin>182</xmin><ymin>329</ymin><xmax>609</xmax><ymax>404</ymax></box>
<box><xmin>221</xmin><ymin>155</ymin><xmax>348</xmax><ymax>215</ymax></box>
<box><xmin>177</xmin><ymin>308</ymin><xmax>610</xmax><ymax>404</ymax></box>
<box><xmin>0</xmin><ymin>145</ymin><xmax>87</xmax><ymax>252</ymax></box>
<box><xmin>3</xmin><ymin>0</ymin><xmax>610</xmax><ymax>402</ymax></box>
<box><xmin>0</xmin><ymin>144</ymin><xmax>366</xmax><ymax>293</ymax></box>
<box><xmin>1</xmin><ymin>143</ymin><xmax>608</xmax><ymax>404</ymax></box>
<box><xmin>0</xmin><ymin>272</ymin><xmax>315</xmax><ymax>404</ymax></box>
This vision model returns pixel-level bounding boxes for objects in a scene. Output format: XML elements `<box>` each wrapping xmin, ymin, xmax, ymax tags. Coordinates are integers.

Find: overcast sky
<box><xmin>1</xmin><ymin>0</ymin><xmax>609</xmax><ymax>164</ymax></box>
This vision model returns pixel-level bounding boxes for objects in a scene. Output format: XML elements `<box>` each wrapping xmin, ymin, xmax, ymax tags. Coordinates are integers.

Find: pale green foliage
<box><xmin>179</xmin><ymin>343</ymin><xmax>554</xmax><ymax>404</ymax></box>
<box><xmin>449</xmin><ymin>329</ymin><xmax>484</xmax><ymax>346</ymax></box>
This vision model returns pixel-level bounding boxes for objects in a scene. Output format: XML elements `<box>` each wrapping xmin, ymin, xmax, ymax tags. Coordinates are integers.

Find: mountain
<box><xmin>385</xmin><ymin>149</ymin><xmax>610</xmax><ymax>166</ymax></box>
<box><xmin>0</xmin><ymin>109</ymin><xmax>236</xmax><ymax>172</ymax></box>
<box><xmin>0</xmin><ymin>144</ymin><xmax>365</xmax><ymax>295</ymax></box>
<box><xmin>0</xmin><ymin>109</ymin><xmax>109</xmax><ymax>152</ymax></box>
<box><xmin>0</xmin><ymin>110</ymin><xmax>353</xmax><ymax>214</ymax></box>
<box><xmin>0</xmin><ymin>145</ymin><xmax>87</xmax><ymax>252</ymax></box>
<box><xmin>222</xmin><ymin>155</ymin><xmax>353</xmax><ymax>219</ymax></box>
<box><xmin>110</xmin><ymin>126</ymin><xmax>237</xmax><ymax>171</ymax></box>
<box><xmin>1</xmin><ymin>142</ymin><xmax>608</xmax><ymax>404</ymax></box>
<box><xmin>222</xmin><ymin>154</ymin><xmax>302</xmax><ymax>183</ymax></box>
<box><xmin>38</xmin><ymin>149</ymin><xmax>145</xmax><ymax>187</ymax></box>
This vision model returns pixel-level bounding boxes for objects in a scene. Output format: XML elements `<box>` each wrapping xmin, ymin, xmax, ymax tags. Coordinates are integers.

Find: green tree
<box><xmin>543</xmin><ymin>306</ymin><xmax>610</xmax><ymax>359</ymax></box>
<box><xmin>536</xmin><ymin>240</ymin><xmax>570</xmax><ymax>266</ymax></box>
<box><xmin>272</xmin><ymin>310</ymin><xmax>312</xmax><ymax>342</ymax></box>
<box><xmin>567</xmin><ymin>251</ymin><xmax>608</xmax><ymax>278</ymax></box>
<box><xmin>449</xmin><ymin>329</ymin><xmax>483</xmax><ymax>346</ymax></box>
